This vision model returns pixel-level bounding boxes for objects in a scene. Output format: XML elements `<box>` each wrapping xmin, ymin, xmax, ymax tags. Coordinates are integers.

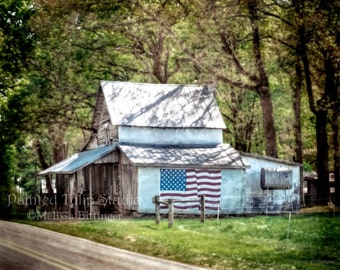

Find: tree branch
<box><xmin>220</xmin><ymin>32</ymin><xmax>259</xmax><ymax>84</ymax></box>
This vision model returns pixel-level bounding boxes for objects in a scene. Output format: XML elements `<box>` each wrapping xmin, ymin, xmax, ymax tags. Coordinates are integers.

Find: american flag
<box><xmin>160</xmin><ymin>168</ymin><xmax>222</xmax><ymax>211</ymax></box>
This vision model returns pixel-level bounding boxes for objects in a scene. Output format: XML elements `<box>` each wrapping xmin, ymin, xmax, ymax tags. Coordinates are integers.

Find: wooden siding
<box><xmin>97</xmin><ymin>125</ymin><xmax>118</xmax><ymax>146</ymax></box>
<box><xmin>97</xmin><ymin>104</ymin><xmax>118</xmax><ymax>146</ymax></box>
<box><xmin>92</xmin><ymin>86</ymin><xmax>105</xmax><ymax>132</ymax></box>
<box><xmin>62</xmin><ymin>161</ymin><xmax>121</xmax><ymax>216</ymax></box>
<box><xmin>95</xmin><ymin>151</ymin><xmax>119</xmax><ymax>164</ymax></box>
<box><xmin>85</xmin><ymin>164</ymin><xmax>120</xmax><ymax>202</ymax></box>
<box><xmin>119</xmin><ymin>150</ymin><xmax>138</xmax><ymax>211</ymax></box>
<box><xmin>84</xmin><ymin>136</ymin><xmax>97</xmax><ymax>150</ymax></box>
<box><xmin>55</xmin><ymin>174</ymin><xmax>69</xmax><ymax>211</ymax></box>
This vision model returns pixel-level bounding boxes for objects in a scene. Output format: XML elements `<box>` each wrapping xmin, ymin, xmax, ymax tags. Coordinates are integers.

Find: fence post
<box><xmin>168</xmin><ymin>199</ymin><xmax>174</xmax><ymax>228</ymax></box>
<box><xmin>200</xmin><ymin>195</ymin><xmax>205</xmax><ymax>223</ymax></box>
<box><xmin>153</xmin><ymin>196</ymin><xmax>160</xmax><ymax>225</ymax></box>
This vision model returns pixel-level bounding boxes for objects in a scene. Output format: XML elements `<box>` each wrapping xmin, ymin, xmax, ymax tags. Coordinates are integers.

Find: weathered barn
<box><xmin>38</xmin><ymin>81</ymin><xmax>301</xmax><ymax>217</ymax></box>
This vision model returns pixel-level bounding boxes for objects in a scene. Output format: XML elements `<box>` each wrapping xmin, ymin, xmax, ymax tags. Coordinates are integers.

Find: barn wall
<box><xmin>60</xmin><ymin>153</ymin><xmax>120</xmax><ymax>215</ymax></box>
<box><xmin>138</xmin><ymin>167</ymin><xmax>160</xmax><ymax>213</ymax></box>
<box><xmin>118</xmin><ymin>126</ymin><xmax>223</xmax><ymax>145</ymax></box>
<box><xmin>99</xmin><ymin>90</ymin><xmax>117</xmax><ymax>145</ymax></box>
<box><xmin>97</xmin><ymin>125</ymin><xmax>118</xmax><ymax>147</ymax></box>
<box><xmin>137</xmin><ymin>167</ymin><xmax>247</xmax><ymax>214</ymax></box>
<box><xmin>136</xmin><ymin>161</ymin><xmax>300</xmax><ymax>215</ymax></box>
<box><xmin>219</xmin><ymin>169</ymin><xmax>246</xmax><ymax>214</ymax></box>
<box><xmin>241</xmin><ymin>155</ymin><xmax>301</xmax><ymax>214</ymax></box>
<box><xmin>119</xmin><ymin>151</ymin><xmax>138</xmax><ymax>211</ymax></box>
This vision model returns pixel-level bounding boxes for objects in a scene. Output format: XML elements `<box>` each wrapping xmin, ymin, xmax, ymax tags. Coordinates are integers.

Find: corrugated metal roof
<box><xmin>118</xmin><ymin>144</ymin><xmax>248</xmax><ymax>169</ymax></box>
<box><xmin>100</xmin><ymin>81</ymin><xmax>226</xmax><ymax>129</ymax></box>
<box><xmin>38</xmin><ymin>145</ymin><xmax>116</xmax><ymax>175</ymax></box>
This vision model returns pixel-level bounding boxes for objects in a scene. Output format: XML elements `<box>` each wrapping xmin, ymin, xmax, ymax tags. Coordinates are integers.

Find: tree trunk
<box><xmin>293</xmin><ymin>60</ymin><xmax>303</xmax><ymax>164</ymax></box>
<box><xmin>332</xmin><ymin>110</ymin><xmax>340</xmax><ymax>206</ymax></box>
<box><xmin>35</xmin><ymin>140</ymin><xmax>54</xmax><ymax>197</ymax></box>
<box><xmin>315</xmin><ymin>110</ymin><xmax>330</xmax><ymax>205</ymax></box>
<box><xmin>258</xmin><ymin>87</ymin><xmax>277</xmax><ymax>158</ymax></box>
<box><xmin>50</xmin><ymin>123</ymin><xmax>68</xmax><ymax>210</ymax></box>
<box><xmin>326</xmin><ymin>54</ymin><xmax>340</xmax><ymax>206</ymax></box>
<box><xmin>247</xmin><ymin>0</ymin><xmax>278</xmax><ymax>158</ymax></box>
<box><xmin>295</xmin><ymin>0</ymin><xmax>331</xmax><ymax>205</ymax></box>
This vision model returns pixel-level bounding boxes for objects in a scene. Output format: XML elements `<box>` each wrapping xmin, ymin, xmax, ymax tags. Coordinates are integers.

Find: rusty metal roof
<box><xmin>100</xmin><ymin>81</ymin><xmax>226</xmax><ymax>129</ymax></box>
<box><xmin>118</xmin><ymin>143</ymin><xmax>248</xmax><ymax>169</ymax></box>
<box><xmin>38</xmin><ymin>145</ymin><xmax>116</xmax><ymax>175</ymax></box>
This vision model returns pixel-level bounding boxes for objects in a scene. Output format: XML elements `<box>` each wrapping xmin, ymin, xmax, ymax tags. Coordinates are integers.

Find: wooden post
<box><xmin>200</xmin><ymin>195</ymin><xmax>205</xmax><ymax>223</ymax></box>
<box><xmin>153</xmin><ymin>196</ymin><xmax>160</xmax><ymax>225</ymax></box>
<box><xmin>74</xmin><ymin>172</ymin><xmax>78</xmax><ymax>218</ymax></box>
<box><xmin>89</xmin><ymin>165</ymin><xmax>93</xmax><ymax>217</ymax></box>
<box><xmin>168</xmin><ymin>199</ymin><xmax>174</xmax><ymax>228</ymax></box>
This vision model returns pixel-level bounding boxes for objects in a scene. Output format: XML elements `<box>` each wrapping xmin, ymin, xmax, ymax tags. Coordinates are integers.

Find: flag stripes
<box><xmin>160</xmin><ymin>168</ymin><xmax>222</xmax><ymax>211</ymax></box>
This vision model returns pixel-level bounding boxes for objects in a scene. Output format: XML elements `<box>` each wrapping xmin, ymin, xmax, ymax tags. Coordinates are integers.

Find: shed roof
<box><xmin>241</xmin><ymin>152</ymin><xmax>302</xmax><ymax>167</ymax></box>
<box><xmin>100</xmin><ymin>81</ymin><xmax>226</xmax><ymax>129</ymax></box>
<box><xmin>38</xmin><ymin>145</ymin><xmax>116</xmax><ymax>175</ymax></box>
<box><xmin>118</xmin><ymin>143</ymin><xmax>248</xmax><ymax>169</ymax></box>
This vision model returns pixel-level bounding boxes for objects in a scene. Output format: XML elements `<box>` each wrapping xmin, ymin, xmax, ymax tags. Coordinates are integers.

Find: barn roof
<box><xmin>37</xmin><ymin>145</ymin><xmax>116</xmax><ymax>175</ymax></box>
<box><xmin>118</xmin><ymin>143</ymin><xmax>248</xmax><ymax>169</ymax></box>
<box><xmin>100</xmin><ymin>81</ymin><xmax>226</xmax><ymax>129</ymax></box>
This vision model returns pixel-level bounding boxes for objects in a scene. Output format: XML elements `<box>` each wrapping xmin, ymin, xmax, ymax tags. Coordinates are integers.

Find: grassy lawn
<box><xmin>14</xmin><ymin>210</ymin><xmax>340</xmax><ymax>270</ymax></box>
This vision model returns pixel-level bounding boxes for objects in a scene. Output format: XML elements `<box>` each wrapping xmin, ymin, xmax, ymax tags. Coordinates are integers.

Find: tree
<box><xmin>67</xmin><ymin>0</ymin><xmax>193</xmax><ymax>84</ymax></box>
<box><xmin>291</xmin><ymin>0</ymin><xmax>340</xmax><ymax>204</ymax></box>
<box><xmin>258</xmin><ymin>0</ymin><xmax>339</xmax><ymax>204</ymax></box>
<box><xmin>0</xmin><ymin>0</ymin><xmax>35</xmax><ymax>95</ymax></box>
<box><xmin>176</xmin><ymin>0</ymin><xmax>279</xmax><ymax>157</ymax></box>
<box><xmin>24</xmin><ymin>1</ymin><xmax>101</xmax><ymax>198</ymax></box>
<box><xmin>0</xmin><ymin>0</ymin><xmax>35</xmax><ymax>217</ymax></box>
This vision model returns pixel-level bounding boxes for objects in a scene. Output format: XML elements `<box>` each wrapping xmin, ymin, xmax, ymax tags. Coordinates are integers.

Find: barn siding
<box><xmin>97</xmin><ymin>124</ymin><xmax>118</xmax><ymax>146</ymax></box>
<box><xmin>137</xmin><ymin>167</ymin><xmax>247</xmax><ymax>214</ymax></box>
<box><xmin>51</xmin><ymin>150</ymin><xmax>300</xmax><ymax>216</ymax></box>
<box><xmin>119</xmin><ymin>126</ymin><xmax>223</xmax><ymax>145</ymax></box>
<box><xmin>119</xmin><ymin>151</ymin><xmax>138</xmax><ymax>211</ymax></box>
<box><xmin>241</xmin><ymin>155</ymin><xmax>300</xmax><ymax>213</ymax></box>
<box><xmin>138</xmin><ymin>167</ymin><xmax>160</xmax><ymax>213</ymax></box>
<box><xmin>59</xmin><ymin>151</ymin><xmax>121</xmax><ymax>215</ymax></box>
<box><xmin>97</xmin><ymin>102</ymin><xmax>119</xmax><ymax>146</ymax></box>
<box><xmin>219</xmin><ymin>169</ymin><xmax>246</xmax><ymax>214</ymax></box>
<box><xmin>95</xmin><ymin>151</ymin><xmax>119</xmax><ymax>164</ymax></box>
<box><xmin>136</xmin><ymin>161</ymin><xmax>300</xmax><ymax>215</ymax></box>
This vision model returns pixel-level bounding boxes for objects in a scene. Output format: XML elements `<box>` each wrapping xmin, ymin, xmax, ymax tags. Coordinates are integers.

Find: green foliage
<box><xmin>0</xmin><ymin>0</ymin><xmax>339</xmax><ymax>200</ymax></box>
<box><xmin>303</xmin><ymin>162</ymin><xmax>314</xmax><ymax>172</ymax></box>
<box><xmin>218</xmin><ymin>83</ymin><xmax>263</xmax><ymax>153</ymax></box>
<box><xmin>0</xmin><ymin>0</ymin><xmax>35</xmax><ymax>94</ymax></box>
<box><xmin>0</xmin><ymin>144</ymin><xmax>17</xmax><ymax>217</ymax></box>
<box><xmin>0</xmin><ymin>0</ymin><xmax>36</xmax><ymax>216</ymax></box>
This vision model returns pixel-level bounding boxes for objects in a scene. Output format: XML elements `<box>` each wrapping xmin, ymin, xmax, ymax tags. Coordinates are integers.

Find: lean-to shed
<box><xmin>38</xmin><ymin>81</ymin><xmax>300</xmax><ymax>216</ymax></box>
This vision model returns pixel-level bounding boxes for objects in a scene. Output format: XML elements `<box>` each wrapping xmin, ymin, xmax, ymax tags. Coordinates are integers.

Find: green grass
<box><xmin>14</xmin><ymin>212</ymin><xmax>340</xmax><ymax>270</ymax></box>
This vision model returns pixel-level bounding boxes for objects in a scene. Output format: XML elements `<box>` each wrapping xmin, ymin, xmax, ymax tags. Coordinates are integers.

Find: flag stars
<box><xmin>160</xmin><ymin>169</ymin><xmax>186</xmax><ymax>191</ymax></box>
